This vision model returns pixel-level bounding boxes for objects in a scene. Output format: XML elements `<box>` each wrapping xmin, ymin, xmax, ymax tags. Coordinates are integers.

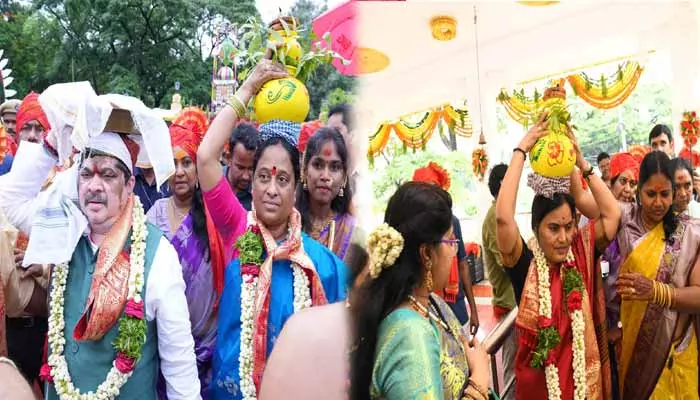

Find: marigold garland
<box><xmin>679</xmin><ymin>146</ymin><xmax>700</xmax><ymax>168</ymax></box>
<box><xmin>680</xmin><ymin>111</ymin><xmax>699</xmax><ymax>148</ymax></box>
<box><xmin>472</xmin><ymin>148</ymin><xmax>488</xmax><ymax>180</ymax></box>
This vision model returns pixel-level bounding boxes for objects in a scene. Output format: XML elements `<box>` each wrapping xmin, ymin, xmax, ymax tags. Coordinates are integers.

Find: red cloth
<box><xmin>493</xmin><ymin>305</ymin><xmax>512</xmax><ymax>321</ymax></box>
<box><xmin>610</xmin><ymin>152</ymin><xmax>639</xmax><ymax>180</ymax></box>
<box><xmin>412</xmin><ymin>161</ymin><xmax>451</xmax><ymax>190</ymax></box>
<box><xmin>120</xmin><ymin>135</ymin><xmax>139</xmax><ymax>168</ymax></box>
<box><xmin>297</xmin><ymin>120</ymin><xmax>323</xmax><ymax>152</ymax></box>
<box><xmin>15</xmin><ymin>92</ymin><xmax>50</xmax><ymax>134</ymax></box>
<box><xmin>679</xmin><ymin>146</ymin><xmax>700</xmax><ymax>167</ymax></box>
<box><xmin>170</xmin><ymin>107</ymin><xmax>208</xmax><ymax>163</ymax></box>
<box><xmin>515</xmin><ymin>232</ymin><xmax>592</xmax><ymax>400</ymax></box>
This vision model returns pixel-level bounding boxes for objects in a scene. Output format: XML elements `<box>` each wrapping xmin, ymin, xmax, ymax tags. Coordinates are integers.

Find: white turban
<box><xmin>39</xmin><ymin>82</ymin><xmax>174</xmax><ymax>187</ymax></box>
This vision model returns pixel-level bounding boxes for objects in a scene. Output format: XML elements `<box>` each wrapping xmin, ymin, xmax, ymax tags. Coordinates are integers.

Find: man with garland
<box><xmin>0</xmin><ymin>84</ymin><xmax>201</xmax><ymax>399</ymax></box>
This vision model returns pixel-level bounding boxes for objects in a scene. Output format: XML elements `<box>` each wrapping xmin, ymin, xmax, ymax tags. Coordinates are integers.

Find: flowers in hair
<box><xmin>366</xmin><ymin>223</ymin><xmax>404</xmax><ymax>279</ymax></box>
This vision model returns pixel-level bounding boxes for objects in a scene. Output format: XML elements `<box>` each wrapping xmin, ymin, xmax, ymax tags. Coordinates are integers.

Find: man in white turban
<box><xmin>0</xmin><ymin>83</ymin><xmax>201</xmax><ymax>400</ymax></box>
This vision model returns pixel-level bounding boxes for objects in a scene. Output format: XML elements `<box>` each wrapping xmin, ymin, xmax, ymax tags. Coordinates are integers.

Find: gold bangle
<box><xmin>227</xmin><ymin>94</ymin><xmax>247</xmax><ymax>118</ymax></box>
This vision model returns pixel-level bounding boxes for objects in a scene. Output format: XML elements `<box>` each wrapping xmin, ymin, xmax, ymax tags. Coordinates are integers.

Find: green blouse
<box><xmin>370</xmin><ymin>295</ymin><xmax>471</xmax><ymax>400</ymax></box>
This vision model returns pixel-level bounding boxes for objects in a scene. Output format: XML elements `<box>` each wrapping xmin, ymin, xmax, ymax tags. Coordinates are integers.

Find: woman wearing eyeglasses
<box><xmin>349</xmin><ymin>182</ymin><xmax>493</xmax><ymax>400</ymax></box>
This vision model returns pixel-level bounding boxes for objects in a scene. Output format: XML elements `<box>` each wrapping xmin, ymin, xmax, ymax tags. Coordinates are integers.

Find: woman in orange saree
<box><xmin>614</xmin><ymin>151</ymin><xmax>700</xmax><ymax>399</ymax></box>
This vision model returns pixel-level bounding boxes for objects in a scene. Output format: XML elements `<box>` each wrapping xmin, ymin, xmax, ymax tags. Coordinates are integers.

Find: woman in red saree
<box><xmin>495</xmin><ymin>117</ymin><xmax>618</xmax><ymax>400</ymax></box>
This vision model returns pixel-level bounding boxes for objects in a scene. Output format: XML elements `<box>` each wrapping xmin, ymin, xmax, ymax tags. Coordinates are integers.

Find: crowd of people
<box><xmin>1</xmin><ymin>57</ymin><xmax>700</xmax><ymax>400</ymax></box>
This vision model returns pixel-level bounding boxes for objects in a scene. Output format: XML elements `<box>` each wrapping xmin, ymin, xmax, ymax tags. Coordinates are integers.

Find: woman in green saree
<box><xmin>349</xmin><ymin>182</ymin><xmax>492</xmax><ymax>400</ymax></box>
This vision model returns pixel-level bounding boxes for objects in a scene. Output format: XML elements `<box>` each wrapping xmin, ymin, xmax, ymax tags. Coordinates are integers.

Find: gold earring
<box><xmin>424</xmin><ymin>259</ymin><xmax>434</xmax><ymax>291</ymax></box>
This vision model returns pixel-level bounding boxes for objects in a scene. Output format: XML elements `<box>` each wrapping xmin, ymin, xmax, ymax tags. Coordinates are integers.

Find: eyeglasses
<box><xmin>440</xmin><ymin>238</ymin><xmax>460</xmax><ymax>252</ymax></box>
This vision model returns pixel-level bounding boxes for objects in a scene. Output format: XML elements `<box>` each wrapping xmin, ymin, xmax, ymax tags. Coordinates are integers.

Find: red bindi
<box><xmin>271</xmin><ymin>166</ymin><xmax>277</xmax><ymax>177</ymax></box>
<box><xmin>92</xmin><ymin>165</ymin><xmax>100</xmax><ymax>174</ymax></box>
<box><xmin>322</xmin><ymin>147</ymin><xmax>332</xmax><ymax>157</ymax></box>
<box><xmin>653</xmin><ymin>185</ymin><xmax>662</xmax><ymax>192</ymax></box>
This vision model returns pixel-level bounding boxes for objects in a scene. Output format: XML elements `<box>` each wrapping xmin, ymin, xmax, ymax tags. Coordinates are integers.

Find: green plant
<box><xmin>235</xmin><ymin>16</ymin><xmax>350</xmax><ymax>84</ymax></box>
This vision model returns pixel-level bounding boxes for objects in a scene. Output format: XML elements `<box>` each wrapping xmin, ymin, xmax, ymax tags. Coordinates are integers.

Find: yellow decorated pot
<box><xmin>254</xmin><ymin>66</ymin><xmax>310</xmax><ymax>124</ymax></box>
<box><xmin>529</xmin><ymin>133</ymin><xmax>576</xmax><ymax>177</ymax></box>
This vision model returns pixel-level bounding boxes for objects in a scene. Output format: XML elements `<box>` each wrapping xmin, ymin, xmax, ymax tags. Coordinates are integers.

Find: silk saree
<box><xmin>514</xmin><ymin>223</ymin><xmax>611</xmax><ymax>400</ymax></box>
<box><xmin>316</xmin><ymin>213</ymin><xmax>364</xmax><ymax>264</ymax></box>
<box><xmin>370</xmin><ymin>294</ymin><xmax>474</xmax><ymax>400</ymax></box>
<box><xmin>616</xmin><ymin>203</ymin><xmax>700</xmax><ymax>399</ymax></box>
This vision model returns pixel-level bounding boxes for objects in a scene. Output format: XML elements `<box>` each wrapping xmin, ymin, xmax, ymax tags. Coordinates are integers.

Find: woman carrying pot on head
<box><xmin>349</xmin><ymin>182</ymin><xmax>493</xmax><ymax>400</ymax></box>
<box><xmin>196</xmin><ymin>55</ymin><xmax>348</xmax><ymax>400</ymax></box>
<box><xmin>612</xmin><ymin>151</ymin><xmax>700</xmax><ymax>399</ymax></box>
<box><xmin>496</xmin><ymin>115</ymin><xmax>619</xmax><ymax>400</ymax></box>
<box><xmin>297</xmin><ymin>127</ymin><xmax>363</xmax><ymax>264</ymax></box>
<box><xmin>145</xmin><ymin>108</ymin><xmax>224</xmax><ymax>399</ymax></box>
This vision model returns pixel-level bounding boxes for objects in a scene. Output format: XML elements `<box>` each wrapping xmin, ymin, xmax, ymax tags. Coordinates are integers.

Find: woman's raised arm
<box><xmin>495</xmin><ymin>116</ymin><xmax>547</xmax><ymax>261</ymax></box>
<box><xmin>197</xmin><ymin>57</ymin><xmax>287</xmax><ymax>191</ymax></box>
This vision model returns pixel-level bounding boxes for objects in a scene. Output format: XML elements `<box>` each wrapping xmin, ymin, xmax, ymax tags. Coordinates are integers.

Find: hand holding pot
<box><xmin>518</xmin><ymin>112</ymin><xmax>548</xmax><ymax>152</ymax></box>
<box><xmin>239</xmin><ymin>58</ymin><xmax>288</xmax><ymax>102</ymax></box>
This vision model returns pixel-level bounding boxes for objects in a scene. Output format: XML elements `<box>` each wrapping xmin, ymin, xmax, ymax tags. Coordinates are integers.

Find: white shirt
<box><xmin>0</xmin><ymin>142</ymin><xmax>201</xmax><ymax>400</ymax></box>
<box><xmin>686</xmin><ymin>200</ymin><xmax>700</xmax><ymax>218</ymax></box>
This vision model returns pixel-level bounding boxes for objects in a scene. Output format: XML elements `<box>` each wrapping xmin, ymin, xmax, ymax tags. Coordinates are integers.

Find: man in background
<box><xmin>649</xmin><ymin>123</ymin><xmax>674</xmax><ymax>157</ymax></box>
<box><xmin>482</xmin><ymin>163</ymin><xmax>516</xmax><ymax>400</ymax></box>
<box><xmin>224</xmin><ymin>122</ymin><xmax>259</xmax><ymax>211</ymax></box>
<box><xmin>0</xmin><ymin>99</ymin><xmax>19</xmax><ymax>144</ymax></box>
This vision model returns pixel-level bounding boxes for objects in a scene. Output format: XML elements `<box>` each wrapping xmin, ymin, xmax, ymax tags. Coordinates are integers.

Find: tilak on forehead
<box><xmin>271</xmin><ymin>166</ymin><xmax>278</xmax><ymax>176</ymax></box>
<box><xmin>321</xmin><ymin>143</ymin><xmax>334</xmax><ymax>157</ymax></box>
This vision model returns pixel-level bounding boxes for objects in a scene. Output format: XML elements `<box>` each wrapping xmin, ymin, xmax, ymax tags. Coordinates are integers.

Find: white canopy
<box><xmin>356</xmin><ymin>0</ymin><xmax>700</xmax><ymax>135</ymax></box>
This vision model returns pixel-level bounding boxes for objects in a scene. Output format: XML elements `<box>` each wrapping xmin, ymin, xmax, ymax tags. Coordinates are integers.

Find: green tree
<box><xmin>370</xmin><ymin>138</ymin><xmax>478</xmax><ymax>218</ymax></box>
<box><xmin>1</xmin><ymin>0</ymin><xmax>258</xmax><ymax>106</ymax></box>
<box><xmin>568</xmin><ymin>81</ymin><xmax>672</xmax><ymax>160</ymax></box>
<box><xmin>0</xmin><ymin>3</ymin><xmax>63</xmax><ymax>96</ymax></box>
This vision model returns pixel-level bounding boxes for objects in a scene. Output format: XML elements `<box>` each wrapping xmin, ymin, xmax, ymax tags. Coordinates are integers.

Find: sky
<box><xmin>256</xmin><ymin>0</ymin><xmax>345</xmax><ymax>23</ymax></box>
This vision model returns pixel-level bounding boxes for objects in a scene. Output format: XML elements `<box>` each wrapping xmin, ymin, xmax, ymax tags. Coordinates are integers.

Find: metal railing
<box><xmin>482</xmin><ymin>307</ymin><xmax>517</xmax><ymax>398</ymax></box>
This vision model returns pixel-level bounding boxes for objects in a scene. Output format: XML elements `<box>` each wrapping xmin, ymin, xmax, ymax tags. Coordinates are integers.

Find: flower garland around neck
<box><xmin>42</xmin><ymin>198</ymin><xmax>148</xmax><ymax>400</ymax></box>
<box><xmin>235</xmin><ymin>222</ymin><xmax>311</xmax><ymax>400</ymax></box>
<box><xmin>531</xmin><ymin>242</ymin><xmax>586</xmax><ymax>400</ymax></box>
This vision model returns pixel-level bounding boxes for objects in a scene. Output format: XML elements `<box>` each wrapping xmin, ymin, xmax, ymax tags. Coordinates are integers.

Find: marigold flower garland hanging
<box><xmin>42</xmin><ymin>198</ymin><xmax>148</xmax><ymax>400</ymax></box>
<box><xmin>235</xmin><ymin>223</ymin><xmax>312</xmax><ymax>400</ymax></box>
<box><xmin>472</xmin><ymin>148</ymin><xmax>488</xmax><ymax>181</ymax></box>
<box><xmin>531</xmin><ymin>241</ymin><xmax>586</xmax><ymax>400</ymax></box>
<box><xmin>681</xmin><ymin>110</ymin><xmax>699</xmax><ymax>148</ymax></box>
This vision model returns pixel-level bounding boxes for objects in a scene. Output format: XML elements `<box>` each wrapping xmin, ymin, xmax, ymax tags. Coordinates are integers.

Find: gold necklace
<box><xmin>408</xmin><ymin>295</ymin><xmax>466</xmax><ymax>354</ymax></box>
<box><xmin>310</xmin><ymin>212</ymin><xmax>336</xmax><ymax>240</ymax></box>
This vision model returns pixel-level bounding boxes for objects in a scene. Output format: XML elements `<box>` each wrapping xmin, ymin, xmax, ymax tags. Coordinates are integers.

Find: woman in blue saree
<box><xmin>195</xmin><ymin>57</ymin><xmax>348</xmax><ymax>400</ymax></box>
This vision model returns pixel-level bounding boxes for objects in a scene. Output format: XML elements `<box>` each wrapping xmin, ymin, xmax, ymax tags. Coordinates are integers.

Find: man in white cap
<box><xmin>0</xmin><ymin>86</ymin><xmax>201</xmax><ymax>399</ymax></box>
